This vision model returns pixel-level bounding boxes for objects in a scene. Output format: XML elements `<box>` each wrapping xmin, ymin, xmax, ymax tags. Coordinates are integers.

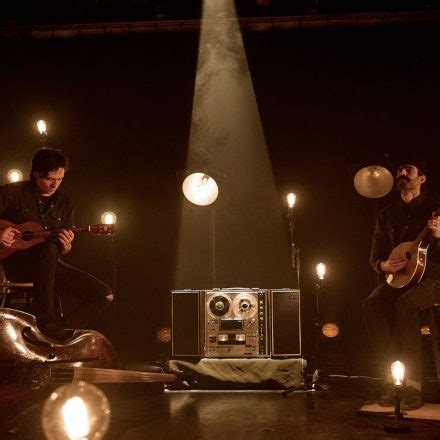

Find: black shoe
<box><xmin>401</xmin><ymin>386</ymin><xmax>423</xmax><ymax>411</ymax></box>
<box><xmin>378</xmin><ymin>383</ymin><xmax>395</xmax><ymax>407</ymax></box>
<box><xmin>39</xmin><ymin>322</ymin><xmax>74</xmax><ymax>341</ymax></box>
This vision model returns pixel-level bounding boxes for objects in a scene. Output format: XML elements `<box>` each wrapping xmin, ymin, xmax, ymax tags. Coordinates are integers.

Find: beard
<box><xmin>396</xmin><ymin>177</ymin><xmax>416</xmax><ymax>190</ymax></box>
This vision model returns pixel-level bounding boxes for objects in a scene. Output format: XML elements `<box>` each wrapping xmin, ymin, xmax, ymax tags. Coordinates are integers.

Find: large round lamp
<box><xmin>354</xmin><ymin>165</ymin><xmax>394</xmax><ymax>198</ymax></box>
<box><xmin>182</xmin><ymin>173</ymin><xmax>219</xmax><ymax>206</ymax></box>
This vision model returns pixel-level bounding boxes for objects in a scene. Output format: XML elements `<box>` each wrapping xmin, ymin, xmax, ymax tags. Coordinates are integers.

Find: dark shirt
<box><xmin>0</xmin><ymin>180</ymin><xmax>74</xmax><ymax>230</ymax></box>
<box><xmin>370</xmin><ymin>194</ymin><xmax>440</xmax><ymax>274</ymax></box>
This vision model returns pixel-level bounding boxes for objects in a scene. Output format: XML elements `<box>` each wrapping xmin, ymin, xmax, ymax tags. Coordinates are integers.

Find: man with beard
<box><xmin>363</xmin><ymin>161</ymin><xmax>440</xmax><ymax>410</ymax></box>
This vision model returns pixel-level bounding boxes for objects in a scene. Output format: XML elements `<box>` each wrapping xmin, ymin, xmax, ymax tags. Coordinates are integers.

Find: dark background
<box><xmin>1</xmin><ymin>17</ymin><xmax>440</xmax><ymax>372</ymax></box>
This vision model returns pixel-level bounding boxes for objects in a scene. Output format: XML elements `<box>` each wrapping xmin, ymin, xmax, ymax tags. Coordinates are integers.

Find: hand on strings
<box><xmin>58</xmin><ymin>229</ymin><xmax>75</xmax><ymax>254</ymax></box>
<box><xmin>0</xmin><ymin>227</ymin><xmax>20</xmax><ymax>248</ymax></box>
<box><xmin>381</xmin><ymin>258</ymin><xmax>407</xmax><ymax>273</ymax></box>
<box><xmin>428</xmin><ymin>212</ymin><xmax>440</xmax><ymax>238</ymax></box>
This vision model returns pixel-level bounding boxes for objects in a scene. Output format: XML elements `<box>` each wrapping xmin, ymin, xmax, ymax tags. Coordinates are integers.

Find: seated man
<box><xmin>363</xmin><ymin>159</ymin><xmax>440</xmax><ymax>410</ymax></box>
<box><xmin>0</xmin><ymin>148</ymin><xmax>114</xmax><ymax>339</ymax></box>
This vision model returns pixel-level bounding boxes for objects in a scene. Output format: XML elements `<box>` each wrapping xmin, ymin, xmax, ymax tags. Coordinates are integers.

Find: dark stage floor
<box><xmin>8</xmin><ymin>381</ymin><xmax>440</xmax><ymax>439</ymax></box>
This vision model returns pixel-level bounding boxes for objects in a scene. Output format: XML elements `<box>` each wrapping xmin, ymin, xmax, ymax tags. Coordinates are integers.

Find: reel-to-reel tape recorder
<box><xmin>204</xmin><ymin>288</ymin><xmax>268</xmax><ymax>357</ymax></box>
<box><xmin>171</xmin><ymin>288</ymin><xmax>301</xmax><ymax>358</ymax></box>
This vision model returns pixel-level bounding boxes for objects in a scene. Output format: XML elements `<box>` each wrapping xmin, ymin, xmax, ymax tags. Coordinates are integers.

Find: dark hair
<box><xmin>396</xmin><ymin>155</ymin><xmax>429</xmax><ymax>176</ymax></box>
<box><xmin>30</xmin><ymin>148</ymin><xmax>69</xmax><ymax>180</ymax></box>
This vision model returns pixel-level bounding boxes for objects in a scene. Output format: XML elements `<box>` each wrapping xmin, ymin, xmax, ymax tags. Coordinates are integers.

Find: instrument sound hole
<box><xmin>405</xmin><ymin>251</ymin><xmax>412</xmax><ymax>260</ymax></box>
<box><xmin>21</xmin><ymin>231</ymin><xmax>34</xmax><ymax>241</ymax></box>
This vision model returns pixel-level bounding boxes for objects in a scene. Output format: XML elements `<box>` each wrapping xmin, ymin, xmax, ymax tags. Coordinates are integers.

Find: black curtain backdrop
<box><xmin>1</xmin><ymin>23</ymin><xmax>439</xmax><ymax>368</ymax></box>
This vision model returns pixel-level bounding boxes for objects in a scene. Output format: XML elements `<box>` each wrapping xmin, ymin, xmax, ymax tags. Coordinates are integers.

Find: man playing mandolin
<box><xmin>363</xmin><ymin>160</ymin><xmax>440</xmax><ymax>410</ymax></box>
<box><xmin>0</xmin><ymin>148</ymin><xmax>114</xmax><ymax>340</ymax></box>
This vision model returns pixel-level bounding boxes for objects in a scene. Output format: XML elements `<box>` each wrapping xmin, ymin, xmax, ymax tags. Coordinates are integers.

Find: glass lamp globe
<box><xmin>42</xmin><ymin>381</ymin><xmax>111</xmax><ymax>440</ymax></box>
<box><xmin>182</xmin><ymin>173</ymin><xmax>218</xmax><ymax>206</ymax></box>
<box><xmin>7</xmin><ymin>169</ymin><xmax>24</xmax><ymax>183</ymax></box>
<box><xmin>322</xmin><ymin>322</ymin><xmax>340</xmax><ymax>338</ymax></box>
<box><xmin>101</xmin><ymin>211</ymin><xmax>117</xmax><ymax>225</ymax></box>
<box><xmin>353</xmin><ymin>165</ymin><xmax>394</xmax><ymax>198</ymax></box>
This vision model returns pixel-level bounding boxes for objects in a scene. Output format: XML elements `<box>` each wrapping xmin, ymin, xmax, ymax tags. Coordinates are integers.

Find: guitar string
<box><xmin>51</xmin><ymin>368</ymin><xmax>174</xmax><ymax>382</ymax></box>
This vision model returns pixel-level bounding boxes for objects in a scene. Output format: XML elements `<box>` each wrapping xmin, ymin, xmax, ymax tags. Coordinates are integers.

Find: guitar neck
<box><xmin>25</xmin><ymin>226</ymin><xmax>93</xmax><ymax>239</ymax></box>
<box><xmin>413</xmin><ymin>207</ymin><xmax>440</xmax><ymax>245</ymax></box>
<box><xmin>72</xmin><ymin>366</ymin><xmax>177</xmax><ymax>384</ymax></box>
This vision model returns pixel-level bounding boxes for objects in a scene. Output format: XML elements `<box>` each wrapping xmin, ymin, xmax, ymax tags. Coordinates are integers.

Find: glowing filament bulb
<box><xmin>37</xmin><ymin>120</ymin><xmax>47</xmax><ymax>135</ymax></box>
<box><xmin>101</xmin><ymin>211</ymin><xmax>117</xmax><ymax>225</ymax></box>
<box><xmin>287</xmin><ymin>193</ymin><xmax>296</xmax><ymax>208</ymax></box>
<box><xmin>316</xmin><ymin>263</ymin><xmax>326</xmax><ymax>280</ymax></box>
<box><xmin>62</xmin><ymin>396</ymin><xmax>90</xmax><ymax>439</ymax></box>
<box><xmin>391</xmin><ymin>360</ymin><xmax>405</xmax><ymax>386</ymax></box>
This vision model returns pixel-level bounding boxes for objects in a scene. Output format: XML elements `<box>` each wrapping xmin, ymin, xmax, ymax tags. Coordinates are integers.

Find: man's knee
<box><xmin>38</xmin><ymin>242</ymin><xmax>59</xmax><ymax>258</ymax></box>
<box><xmin>363</xmin><ymin>295</ymin><xmax>379</xmax><ymax>317</ymax></box>
<box><xmin>395</xmin><ymin>295</ymin><xmax>418</xmax><ymax>320</ymax></box>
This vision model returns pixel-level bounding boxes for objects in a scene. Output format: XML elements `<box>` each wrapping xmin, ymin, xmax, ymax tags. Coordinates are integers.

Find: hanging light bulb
<box><xmin>287</xmin><ymin>192</ymin><xmax>296</xmax><ymax>208</ymax></box>
<box><xmin>182</xmin><ymin>173</ymin><xmax>219</xmax><ymax>206</ymax></box>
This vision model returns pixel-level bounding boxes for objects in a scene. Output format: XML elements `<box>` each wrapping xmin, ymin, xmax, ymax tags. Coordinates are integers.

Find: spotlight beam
<box><xmin>175</xmin><ymin>0</ymin><xmax>290</xmax><ymax>288</ymax></box>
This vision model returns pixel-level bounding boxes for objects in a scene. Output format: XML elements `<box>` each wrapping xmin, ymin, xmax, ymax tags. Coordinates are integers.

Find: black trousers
<box><xmin>2</xmin><ymin>241</ymin><xmax>113</xmax><ymax>331</ymax></box>
<box><xmin>363</xmin><ymin>263</ymin><xmax>440</xmax><ymax>381</ymax></box>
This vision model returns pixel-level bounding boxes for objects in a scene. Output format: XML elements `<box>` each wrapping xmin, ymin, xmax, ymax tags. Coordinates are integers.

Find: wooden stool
<box><xmin>0</xmin><ymin>278</ymin><xmax>64</xmax><ymax>321</ymax></box>
<box><xmin>1</xmin><ymin>280</ymin><xmax>35</xmax><ymax>309</ymax></box>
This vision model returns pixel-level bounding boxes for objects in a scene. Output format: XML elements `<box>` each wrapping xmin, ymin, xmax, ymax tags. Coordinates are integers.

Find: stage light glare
<box><xmin>391</xmin><ymin>360</ymin><xmax>405</xmax><ymax>386</ymax></box>
<box><xmin>316</xmin><ymin>263</ymin><xmax>326</xmax><ymax>280</ymax></box>
<box><xmin>421</xmin><ymin>325</ymin><xmax>430</xmax><ymax>335</ymax></box>
<box><xmin>322</xmin><ymin>322</ymin><xmax>339</xmax><ymax>338</ymax></box>
<box><xmin>42</xmin><ymin>381</ymin><xmax>111</xmax><ymax>440</ymax></box>
<box><xmin>37</xmin><ymin>120</ymin><xmax>47</xmax><ymax>135</ymax></box>
<box><xmin>287</xmin><ymin>192</ymin><xmax>296</xmax><ymax>208</ymax></box>
<box><xmin>157</xmin><ymin>327</ymin><xmax>172</xmax><ymax>343</ymax></box>
<box><xmin>182</xmin><ymin>173</ymin><xmax>218</xmax><ymax>206</ymax></box>
<box><xmin>7</xmin><ymin>169</ymin><xmax>23</xmax><ymax>183</ymax></box>
<box><xmin>101</xmin><ymin>211</ymin><xmax>117</xmax><ymax>225</ymax></box>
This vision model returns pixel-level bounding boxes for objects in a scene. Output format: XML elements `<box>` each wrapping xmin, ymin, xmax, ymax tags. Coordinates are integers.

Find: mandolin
<box><xmin>386</xmin><ymin>208</ymin><xmax>440</xmax><ymax>288</ymax></box>
<box><xmin>0</xmin><ymin>219</ymin><xmax>114</xmax><ymax>261</ymax></box>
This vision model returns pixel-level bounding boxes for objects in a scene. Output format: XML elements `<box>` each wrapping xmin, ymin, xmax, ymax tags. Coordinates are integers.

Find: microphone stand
<box><xmin>283</xmin><ymin>276</ymin><xmax>327</xmax><ymax>396</ymax></box>
<box><xmin>109</xmin><ymin>234</ymin><xmax>118</xmax><ymax>336</ymax></box>
<box><xmin>287</xmin><ymin>206</ymin><xmax>300</xmax><ymax>289</ymax></box>
<box><xmin>310</xmin><ymin>277</ymin><xmax>327</xmax><ymax>390</ymax></box>
<box><xmin>282</xmin><ymin>205</ymin><xmax>327</xmax><ymax>396</ymax></box>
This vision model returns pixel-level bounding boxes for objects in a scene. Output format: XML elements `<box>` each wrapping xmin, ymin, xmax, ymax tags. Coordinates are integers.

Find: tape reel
<box><xmin>231</xmin><ymin>292</ymin><xmax>257</xmax><ymax>319</ymax></box>
<box><xmin>208</xmin><ymin>293</ymin><xmax>232</xmax><ymax>318</ymax></box>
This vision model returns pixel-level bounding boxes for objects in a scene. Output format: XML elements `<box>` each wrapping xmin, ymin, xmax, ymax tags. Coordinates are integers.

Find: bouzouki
<box><xmin>386</xmin><ymin>208</ymin><xmax>440</xmax><ymax>288</ymax></box>
<box><xmin>0</xmin><ymin>220</ymin><xmax>114</xmax><ymax>261</ymax></box>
